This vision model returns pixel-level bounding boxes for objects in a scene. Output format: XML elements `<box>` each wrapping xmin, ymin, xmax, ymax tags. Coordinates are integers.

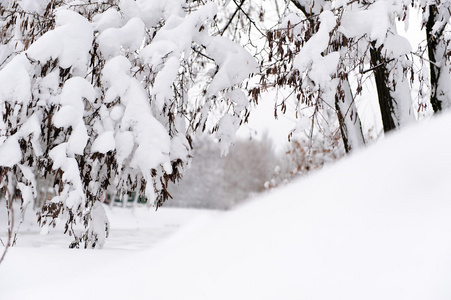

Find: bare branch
<box><xmin>0</xmin><ymin>188</ymin><xmax>14</xmax><ymax>265</ymax></box>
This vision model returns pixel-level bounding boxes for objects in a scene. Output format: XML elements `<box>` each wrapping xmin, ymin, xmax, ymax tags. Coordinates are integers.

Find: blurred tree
<box><xmin>168</xmin><ymin>135</ymin><xmax>276</xmax><ymax>210</ymax></box>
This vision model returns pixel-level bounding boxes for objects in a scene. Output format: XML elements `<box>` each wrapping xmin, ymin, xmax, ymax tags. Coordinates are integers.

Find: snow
<box><xmin>339</xmin><ymin>1</ymin><xmax>391</xmax><ymax>46</ymax></box>
<box><xmin>102</xmin><ymin>55</ymin><xmax>132</xmax><ymax>100</ymax></box>
<box><xmin>279</xmin><ymin>13</ymin><xmax>305</xmax><ymax>37</ymax></box>
<box><xmin>309</xmin><ymin>51</ymin><xmax>340</xmax><ymax>90</ymax></box>
<box><xmin>294</xmin><ymin>10</ymin><xmax>337</xmax><ymax>73</ymax></box>
<box><xmin>17</xmin><ymin>165</ymin><xmax>37</xmax><ymax>205</ymax></box>
<box><xmin>152</xmin><ymin>55</ymin><xmax>180</xmax><ymax>111</ymax></box>
<box><xmin>109</xmin><ymin>105</ymin><xmax>125</xmax><ymax>121</ymax></box>
<box><xmin>48</xmin><ymin>141</ymin><xmax>85</xmax><ymax>209</ymax></box>
<box><xmin>216</xmin><ymin>114</ymin><xmax>240</xmax><ymax>155</ymax></box>
<box><xmin>16</xmin><ymin>182</ymin><xmax>33</xmax><ymax>206</ymax></box>
<box><xmin>17</xmin><ymin>0</ymin><xmax>47</xmax><ymax>13</ymax></box>
<box><xmin>0</xmin><ymin>55</ymin><xmax>31</xmax><ymax>106</ymax></box>
<box><xmin>114</xmin><ymin>131</ymin><xmax>134</xmax><ymax>165</ymax></box>
<box><xmin>26</xmin><ymin>10</ymin><xmax>93</xmax><ymax>71</ymax></box>
<box><xmin>34</xmin><ymin>71</ymin><xmax>60</xmax><ymax>106</ymax></box>
<box><xmin>97</xmin><ymin>17</ymin><xmax>145</xmax><ymax>58</ymax></box>
<box><xmin>122</xmin><ymin>80</ymin><xmax>172</xmax><ymax>176</ymax></box>
<box><xmin>66</xmin><ymin>123</ymin><xmax>89</xmax><ymax>156</ymax></box>
<box><xmin>292</xmin><ymin>10</ymin><xmax>340</xmax><ymax>107</ymax></box>
<box><xmin>119</xmin><ymin>0</ymin><xmax>184</xmax><ymax>28</ymax></box>
<box><xmin>92</xmin><ymin>8</ymin><xmax>122</xmax><ymax>33</ymax></box>
<box><xmin>87</xmin><ymin>201</ymin><xmax>109</xmax><ymax>248</ymax></box>
<box><xmin>204</xmin><ymin>35</ymin><xmax>259</xmax><ymax>96</ymax></box>
<box><xmin>2</xmin><ymin>111</ymin><xmax>451</xmax><ymax>299</ymax></box>
<box><xmin>383</xmin><ymin>34</ymin><xmax>412</xmax><ymax>58</ymax></box>
<box><xmin>53</xmin><ymin>77</ymin><xmax>96</xmax><ymax>156</ymax></box>
<box><xmin>101</xmin><ymin>55</ymin><xmax>173</xmax><ymax>193</ymax></box>
<box><xmin>48</xmin><ymin>143</ymin><xmax>68</xmax><ymax>170</ymax></box>
<box><xmin>17</xmin><ymin>112</ymin><xmax>43</xmax><ymax>156</ymax></box>
<box><xmin>140</xmin><ymin>40</ymin><xmax>179</xmax><ymax>68</ymax></box>
<box><xmin>1</xmin><ymin>0</ymin><xmax>451</xmax><ymax>297</ymax></box>
<box><xmin>91</xmin><ymin>131</ymin><xmax>115</xmax><ymax>154</ymax></box>
<box><xmin>0</xmin><ymin>135</ymin><xmax>21</xmax><ymax>167</ymax></box>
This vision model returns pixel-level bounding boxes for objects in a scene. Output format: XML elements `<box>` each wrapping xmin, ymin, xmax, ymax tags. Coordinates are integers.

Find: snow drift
<box><xmin>2</xmin><ymin>113</ymin><xmax>451</xmax><ymax>299</ymax></box>
<box><xmin>117</xmin><ymin>112</ymin><xmax>451</xmax><ymax>300</ymax></box>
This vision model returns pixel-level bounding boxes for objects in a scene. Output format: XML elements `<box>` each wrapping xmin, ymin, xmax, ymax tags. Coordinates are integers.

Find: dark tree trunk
<box><xmin>426</xmin><ymin>5</ymin><xmax>445</xmax><ymax>113</ymax></box>
<box><xmin>369</xmin><ymin>42</ymin><xmax>397</xmax><ymax>133</ymax></box>
<box><xmin>335</xmin><ymin>98</ymin><xmax>350</xmax><ymax>153</ymax></box>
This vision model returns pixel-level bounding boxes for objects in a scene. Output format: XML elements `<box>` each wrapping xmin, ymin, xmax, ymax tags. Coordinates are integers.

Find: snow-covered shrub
<box><xmin>167</xmin><ymin>135</ymin><xmax>276</xmax><ymax>210</ymax></box>
<box><xmin>0</xmin><ymin>0</ymin><xmax>257</xmax><ymax>248</ymax></box>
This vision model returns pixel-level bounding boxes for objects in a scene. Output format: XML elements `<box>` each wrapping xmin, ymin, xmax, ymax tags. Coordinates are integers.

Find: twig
<box><xmin>191</xmin><ymin>46</ymin><xmax>214</xmax><ymax>61</ymax></box>
<box><xmin>219</xmin><ymin>0</ymin><xmax>244</xmax><ymax>36</ymax></box>
<box><xmin>362</xmin><ymin>58</ymin><xmax>395</xmax><ymax>74</ymax></box>
<box><xmin>410</xmin><ymin>51</ymin><xmax>440</xmax><ymax>67</ymax></box>
<box><xmin>0</xmin><ymin>188</ymin><xmax>14</xmax><ymax>266</ymax></box>
<box><xmin>231</xmin><ymin>0</ymin><xmax>266</xmax><ymax>37</ymax></box>
<box><xmin>12</xmin><ymin>201</ymin><xmax>29</xmax><ymax>247</ymax></box>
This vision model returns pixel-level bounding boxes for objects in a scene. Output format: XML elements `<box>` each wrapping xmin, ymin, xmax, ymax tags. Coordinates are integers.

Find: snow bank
<box><xmin>114</xmin><ymin>112</ymin><xmax>451</xmax><ymax>300</ymax></box>
<box><xmin>2</xmin><ymin>113</ymin><xmax>451</xmax><ymax>299</ymax></box>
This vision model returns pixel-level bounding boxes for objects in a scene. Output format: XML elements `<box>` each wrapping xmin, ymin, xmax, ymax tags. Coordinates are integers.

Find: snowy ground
<box><xmin>2</xmin><ymin>112</ymin><xmax>451</xmax><ymax>299</ymax></box>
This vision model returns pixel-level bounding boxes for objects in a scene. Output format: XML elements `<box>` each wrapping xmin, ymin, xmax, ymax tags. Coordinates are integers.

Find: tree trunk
<box><xmin>335</xmin><ymin>79</ymin><xmax>365</xmax><ymax>153</ymax></box>
<box><xmin>369</xmin><ymin>42</ymin><xmax>398</xmax><ymax>133</ymax></box>
<box><xmin>426</xmin><ymin>5</ymin><xmax>450</xmax><ymax>113</ymax></box>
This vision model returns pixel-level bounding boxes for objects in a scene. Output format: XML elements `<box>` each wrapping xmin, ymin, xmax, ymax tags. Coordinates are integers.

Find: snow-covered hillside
<box><xmin>1</xmin><ymin>113</ymin><xmax>451</xmax><ymax>299</ymax></box>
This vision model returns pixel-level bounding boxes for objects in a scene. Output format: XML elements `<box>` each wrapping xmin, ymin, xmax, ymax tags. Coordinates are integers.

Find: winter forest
<box><xmin>1</xmin><ymin>0</ymin><xmax>451</xmax><ymax>299</ymax></box>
